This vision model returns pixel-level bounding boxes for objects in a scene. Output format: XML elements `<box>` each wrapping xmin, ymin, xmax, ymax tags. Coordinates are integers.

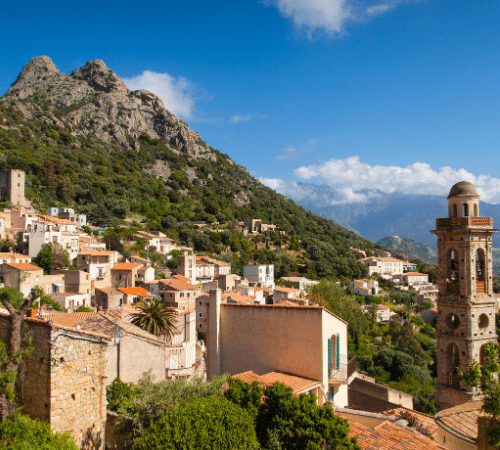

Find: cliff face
<box><xmin>4</xmin><ymin>56</ymin><xmax>214</xmax><ymax>160</ymax></box>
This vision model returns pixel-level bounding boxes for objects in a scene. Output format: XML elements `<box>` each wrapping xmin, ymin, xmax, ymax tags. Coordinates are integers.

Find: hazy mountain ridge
<box><xmin>376</xmin><ymin>235</ymin><xmax>437</xmax><ymax>263</ymax></box>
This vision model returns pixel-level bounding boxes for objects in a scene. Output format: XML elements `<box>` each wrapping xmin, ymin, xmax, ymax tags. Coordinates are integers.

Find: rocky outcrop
<box><xmin>4</xmin><ymin>56</ymin><xmax>215</xmax><ymax>160</ymax></box>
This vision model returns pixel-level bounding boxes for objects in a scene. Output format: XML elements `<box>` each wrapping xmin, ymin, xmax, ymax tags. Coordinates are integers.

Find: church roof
<box><xmin>448</xmin><ymin>181</ymin><xmax>479</xmax><ymax>199</ymax></box>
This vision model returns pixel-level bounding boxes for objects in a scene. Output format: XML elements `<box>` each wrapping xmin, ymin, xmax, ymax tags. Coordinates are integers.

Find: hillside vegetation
<box><xmin>0</xmin><ymin>56</ymin><xmax>377</xmax><ymax>281</ymax></box>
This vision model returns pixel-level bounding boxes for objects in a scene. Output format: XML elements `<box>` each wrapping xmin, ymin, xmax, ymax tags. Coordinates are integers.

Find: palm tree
<box><xmin>128</xmin><ymin>299</ymin><xmax>177</xmax><ymax>341</ymax></box>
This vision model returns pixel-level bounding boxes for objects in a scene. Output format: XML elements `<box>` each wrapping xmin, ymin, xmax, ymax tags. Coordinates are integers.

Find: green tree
<box><xmin>254</xmin><ymin>382</ymin><xmax>360</xmax><ymax>450</ymax></box>
<box><xmin>73</xmin><ymin>306</ymin><xmax>93</xmax><ymax>312</ymax></box>
<box><xmin>460</xmin><ymin>341</ymin><xmax>500</xmax><ymax>447</ymax></box>
<box><xmin>32</xmin><ymin>243</ymin><xmax>70</xmax><ymax>274</ymax></box>
<box><xmin>131</xmin><ymin>396</ymin><xmax>259</xmax><ymax>450</ymax></box>
<box><xmin>0</xmin><ymin>287</ymin><xmax>42</xmax><ymax>420</ymax></box>
<box><xmin>128</xmin><ymin>299</ymin><xmax>177</xmax><ymax>340</ymax></box>
<box><xmin>224</xmin><ymin>376</ymin><xmax>264</xmax><ymax>418</ymax></box>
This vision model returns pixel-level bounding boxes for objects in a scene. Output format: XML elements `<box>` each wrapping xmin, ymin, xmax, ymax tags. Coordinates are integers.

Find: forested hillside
<box><xmin>0</xmin><ymin>56</ymin><xmax>378</xmax><ymax>280</ymax></box>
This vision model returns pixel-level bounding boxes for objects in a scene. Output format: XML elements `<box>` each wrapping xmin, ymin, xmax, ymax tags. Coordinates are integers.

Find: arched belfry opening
<box><xmin>433</xmin><ymin>181</ymin><xmax>497</xmax><ymax>411</ymax></box>
<box><xmin>476</xmin><ymin>249</ymin><xmax>486</xmax><ymax>293</ymax></box>
<box><xmin>446</xmin><ymin>249</ymin><xmax>459</xmax><ymax>293</ymax></box>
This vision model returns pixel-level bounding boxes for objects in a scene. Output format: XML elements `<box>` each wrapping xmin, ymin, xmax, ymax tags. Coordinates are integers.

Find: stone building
<box><xmin>431</xmin><ymin>181</ymin><xmax>498</xmax><ymax>411</ymax></box>
<box><xmin>0</xmin><ymin>310</ymin><xmax>108</xmax><ymax>448</ymax></box>
<box><xmin>0</xmin><ymin>169</ymin><xmax>29</xmax><ymax>207</ymax></box>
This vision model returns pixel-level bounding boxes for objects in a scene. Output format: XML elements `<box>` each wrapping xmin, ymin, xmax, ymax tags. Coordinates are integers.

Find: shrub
<box><xmin>131</xmin><ymin>396</ymin><xmax>259</xmax><ymax>450</ymax></box>
<box><xmin>0</xmin><ymin>413</ymin><xmax>78</xmax><ymax>449</ymax></box>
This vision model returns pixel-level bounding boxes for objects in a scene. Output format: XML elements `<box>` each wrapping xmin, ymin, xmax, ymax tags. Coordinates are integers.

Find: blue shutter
<box><xmin>336</xmin><ymin>333</ymin><xmax>340</xmax><ymax>370</ymax></box>
<box><xmin>328</xmin><ymin>338</ymin><xmax>332</xmax><ymax>377</ymax></box>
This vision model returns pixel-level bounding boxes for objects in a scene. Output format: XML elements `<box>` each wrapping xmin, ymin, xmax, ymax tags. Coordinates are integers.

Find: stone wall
<box><xmin>0</xmin><ymin>313</ymin><xmax>108</xmax><ymax>449</ymax></box>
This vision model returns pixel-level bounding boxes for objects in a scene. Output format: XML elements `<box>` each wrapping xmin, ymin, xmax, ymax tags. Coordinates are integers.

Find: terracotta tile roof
<box><xmin>47</xmin><ymin>312</ymin><xmax>96</xmax><ymax>327</ymax></box>
<box><xmin>402</xmin><ymin>272</ymin><xmax>428</xmax><ymax>277</ymax></box>
<box><xmin>281</xmin><ymin>277</ymin><xmax>307</xmax><ymax>282</ymax></box>
<box><xmin>198</xmin><ymin>256</ymin><xmax>230</xmax><ymax>266</ymax></box>
<box><xmin>38</xmin><ymin>215</ymin><xmax>76</xmax><ymax>225</ymax></box>
<box><xmin>384</xmin><ymin>407</ymin><xmax>439</xmax><ymax>441</ymax></box>
<box><xmin>2</xmin><ymin>262</ymin><xmax>41</xmax><ymax>271</ymax></box>
<box><xmin>260</xmin><ymin>372</ymin><xmax>320</xmax><ymax>395</ymax></box>
<box><xmin>118</xmin><ymin>287</ymin><xmax>152</xmax><ymax>296</ymax></box>
<box><xmin>79</xmin><ymin>250</ymin><xmax>117</xmax><ymax>256</ymax></box>
<box><xmin>434</xmin><ymin>400</ymin><xmax>482</xmax><ymax>441</ymax></box>
<box><xmin>131</xmin><ymin>255</ymin><xmax>149</xmax><ymax>263</ymax></box>
<box><xmin>274</xmin><ymin>287</ymin><xmax>300</xmax><ymax>293</ymax></box>
<box><xmin>111</xmin><ymin>263</ymin><xmax>143</xmax><ymax>271</ymax></box>
<box><xmin>232</xmin><ymin>371</ymin><xmax>320</xmax><ymax>396</ymax></box>
<box><xmin>221</xmin><ymin>292</ymin><xmax>255</xmax><ymax>303</ymax></box>
<box><xmin>348</xmin><ymin>419</ymin><xmax>447</xmax><ymax>450</ymax></box>
<box><xmin>74</xmin><ymin>311</ymin><xmax>164</xmax><ymax>344</ymax></box>
<box><xmin>159</xmin><ymin>278</ymin><xmax>199</xmax><ymax>291</ymax></box>
<box><xmin>172</xmin><ymin>274</ymin><xmax>191</xmax><ymax>282</ymax></box>
<box><xmin>120</xmin><ymin>304</ymin><xmax>141</xmax><ymax>314</ymax></box>
<box><xmin>96</xmin><ymin>287</ymin><xmax>122</xmax><ymax>295</ymax></box>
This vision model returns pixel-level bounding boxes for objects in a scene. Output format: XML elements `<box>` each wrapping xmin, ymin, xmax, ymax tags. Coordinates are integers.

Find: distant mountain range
<box><xmin>375</xmin><ymin>235</ymin><xmax>437</xmax><ymax>264</ymax></box>
<box><xmin>293</xmin><ymin>184</ymin><xmax>500</xmax><ymax>250</ymax></box>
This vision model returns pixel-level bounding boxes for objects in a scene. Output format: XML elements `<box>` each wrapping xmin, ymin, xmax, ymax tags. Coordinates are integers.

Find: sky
<box><xmin>1</xmin><ymin>0</ymin><xmax>500</xmax><ymax>205</ymax></box>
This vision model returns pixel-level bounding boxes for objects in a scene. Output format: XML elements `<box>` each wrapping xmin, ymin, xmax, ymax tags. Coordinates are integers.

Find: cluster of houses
<box><xmin>347</xmin><ymin>250</ymin><xmax>438</xmax><ymax>323</ymax></box>
<box><xmin>0</xmin><ymin>171</ymin><xmax>489</xmax><ymax>450</ymax></box>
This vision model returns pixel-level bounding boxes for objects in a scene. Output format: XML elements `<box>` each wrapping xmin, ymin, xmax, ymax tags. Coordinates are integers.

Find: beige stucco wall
<box><xmin>436</xmin><ymin>422</ymin><xmax>477</xmax><ymax>450</ymax></box>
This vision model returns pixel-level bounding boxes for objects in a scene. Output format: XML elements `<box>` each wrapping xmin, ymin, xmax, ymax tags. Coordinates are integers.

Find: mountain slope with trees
<box><xmin>0</xmin><ymin>56</ymin><xmax>378</xmax><ymax>281</ymax></box>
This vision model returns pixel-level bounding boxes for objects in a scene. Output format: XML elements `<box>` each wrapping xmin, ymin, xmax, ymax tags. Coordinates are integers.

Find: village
<box><xmin>0</xmin><ymin>170</ymin><xmax>495</xmax><ymax>450</ymax></box>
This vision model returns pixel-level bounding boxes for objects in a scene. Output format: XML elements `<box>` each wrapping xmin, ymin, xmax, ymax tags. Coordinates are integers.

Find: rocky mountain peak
<box><xmin>2</xmin><ymin>56</ymin><xmax>215</xmax><ymax>160</ymax></box>
<box><xmin>8</xmin><ymin>56</ymin><xmax>62</xmax><ymax>99</ymax></box>
<box><xmin>71</xmin><ymin>59</ymin><xmax>128</xmax><ymax>94</ymax></box>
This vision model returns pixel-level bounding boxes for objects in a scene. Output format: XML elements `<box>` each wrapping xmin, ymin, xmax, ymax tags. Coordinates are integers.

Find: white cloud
<box><xmin>291</xmin><ymin>156</ymin><xmax>500</xmax><ymax>203</ymax></box>
<box><xmin>267</xmin><ymin>0</ymin><xmax>422</xmax><ymax>36</ymax></box>
<box><xmin>123</xmin><ymin>70</ymin><xmax>196</xmax><ymax>120</ymax></box>
<box><xmin>261</xmin><ymin>157</ymin><xmax>500</xmax><ymax>205</ymax></box>
<box><xmin>230</xmin><ymin>113</ymin><xmax>267</xmax><ymax>123</ymax></box>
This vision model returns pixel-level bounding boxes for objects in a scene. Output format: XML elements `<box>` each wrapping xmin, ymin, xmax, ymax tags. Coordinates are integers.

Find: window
<box><xmin>199</xmin><ymin>313</ymin><xmax>202</xmax><ymax>317</ymax></box>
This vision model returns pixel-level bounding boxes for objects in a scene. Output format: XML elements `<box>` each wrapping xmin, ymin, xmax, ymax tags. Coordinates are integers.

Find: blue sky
<box><xmin>2</xmin><ymin>0</ymin><xmax>500</xmax><ymax>204</ymax></box>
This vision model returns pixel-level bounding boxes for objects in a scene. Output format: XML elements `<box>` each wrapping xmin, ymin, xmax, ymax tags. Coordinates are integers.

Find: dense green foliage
<box><xmin>309</xmin><ymin>280</ymin><xmax>437</xmax><ymax>414</ymax></box>
<box><xmin>0</xmin><ymin>413</ymin><xmax>78</xmax><ymax>450</ymax></box>
<box><xmin>224</xmin><ymin>378</ymin><xmax>361</xmax><ymax>450</ymax></box>
<box><xmin>460</xmin><ymin>342</ymin><xmax>500</xmax><ymax>447</ymax></box>
<box><xmin>131</xmin><ymin>396</ymin><xmax>259</xmax><ymax>450</ymax></box>
<box><xmin>106</xmin><ymin>374</ymin><xmax>227</xmax><ymax>444</ymax></box>
<box><xmin>32</xmin><ymin>243</ymin><xmax>70</xmax><ymax>274</ymax></box>
<box><xmin>0</xmin><ymin>97</ymin><xmax>374</xmax><ymax>281</ymax></box>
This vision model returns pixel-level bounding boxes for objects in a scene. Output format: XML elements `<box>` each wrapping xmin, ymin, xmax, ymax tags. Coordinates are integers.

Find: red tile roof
<box><xmin>118</xmin><ymin>287</ymin><xmax>152</xmax><ymax>296</ymax></box>
<box><xmin>232</xmin><ymin>371</ymin><xmax>320</xmax><ymax>396</ymax></box>
<box><xmin>172</xmin><ymin>274</ymin><xmax>191</xmax><ymax>282</ymax></box>
<box><xmin>434</xmin><ymin>400</ymin><xmax>482</xmax><ymax>441</ymax></box>
<box><xmin>111</xmin><ymin>263</ymin><xmax>143</xmax><ymax>271</ymax></box>
<box><xmin>159</xmin><ymin>278</ymin><xmax>199</xmax><ymax>291</ymax></box>
<box><xmin>3</xmin><ymin>262</ymin><xmax>41</xmax><ymax>271</ymax></box>
<box><xmin>384</xmin><ymin>408</ymin><xmax>439</xmax><ymax>441</ymax></box>
<box><xmin>47</xmin><ymin>312</ymin><xmax>96</xmax><ymax>327</ymax></box>
<box><xmin>348</xmin><ymin>419</ymin><xmax>447</xmax><ymax>450</ymax></box>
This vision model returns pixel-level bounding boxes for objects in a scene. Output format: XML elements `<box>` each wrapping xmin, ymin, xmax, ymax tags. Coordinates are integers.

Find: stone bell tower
<box><xmin>431</xmin><ymin>181</ymin><xmax>498</xmax><ymax>411</ymax></box>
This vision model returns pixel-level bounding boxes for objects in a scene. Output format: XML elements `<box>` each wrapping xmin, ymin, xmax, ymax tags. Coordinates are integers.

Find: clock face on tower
<box><xmin>431</xmin><ymin>181</ymin><xmax>498</xmax><ymax>411</ymax></box>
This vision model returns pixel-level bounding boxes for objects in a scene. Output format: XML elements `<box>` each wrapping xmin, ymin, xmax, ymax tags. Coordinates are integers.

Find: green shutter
<box><xmin>328</xmin><ymin>338</ymin><xmax>332</xmax><ymax>377</ymax></box>
<box><xmin>336</xmin><ymin>333</ymin><xmax>340</xmax><ymax>369</ymax></box>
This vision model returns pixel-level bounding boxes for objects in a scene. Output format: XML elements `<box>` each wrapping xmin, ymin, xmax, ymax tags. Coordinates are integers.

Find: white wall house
<box><xmin>244</xmin><ymin>264</ymin><xmax>274</xmax><ymax>288</ymax></box>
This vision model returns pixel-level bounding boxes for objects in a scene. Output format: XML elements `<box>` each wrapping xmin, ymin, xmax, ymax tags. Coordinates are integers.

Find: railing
<box><xmin>436</xmin><ymin>217</ymin><xmax>492</xmax><ymax>229</ymax></box>
<box><xmin>329</xmin><ymin>355</ymin><xmax>356</xmax><ymax>382</ymax></box>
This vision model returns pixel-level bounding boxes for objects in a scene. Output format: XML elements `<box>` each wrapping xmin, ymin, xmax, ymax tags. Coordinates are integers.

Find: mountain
<box><xmin>375</xmin><ymin>235</ymin><xmax>437</xmax><ymax>263</ymax></box>
<box><xmin>0</xmin><ymin>56</ymin><xmax>376</xmax><ymax>281</ymax></box>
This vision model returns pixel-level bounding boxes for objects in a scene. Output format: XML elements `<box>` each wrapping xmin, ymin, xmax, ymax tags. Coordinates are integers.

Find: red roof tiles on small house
<box><xmin>111</xmin><ymin>263</ymin><xmax>143</xmax><ymax>271</ymax></box>
<box><xmin>348</xmin><ymin>420</ymin><xmax>447</xmax><ymax>450</ymax></box>
<box><xmin>172</xmin><ymin>274</ymin><xmax>191</xmax><ymax>282</ymax></box>
<box><xmin>3</xmin><ymin>262</ymin><xmax>42</xmax><ymax>271</ymax></box>
<box><xmin>46</xmin><ymin>312</ymin><xmax>96</xmax><ymax>327</ymax></box>
<box><xmin>159</xmin><ymin>278</ymin><xmax>199</xmax><ymax>291</ymax></box>
<box><xmin>118</xmin><ymin>287</ymin><xmax>152</xmax><ymax>297</ymax></box>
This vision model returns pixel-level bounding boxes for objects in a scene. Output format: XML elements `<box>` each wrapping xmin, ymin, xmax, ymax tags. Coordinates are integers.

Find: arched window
<box><xmin>477</xmin><ymin>249</ymin><xmax>486</xmax><ymax>293</ymax></box>
<box><xmin>474</xmin><ymin>203</ymin><xmax>478</xmax><ymax>217</ymax></box>
<box><xmin>478</xmin><ymin>314</ymin><xmax>489</xmax><ymax>329</ymax></box>
<box><xmin>463</xmin><ymin>203</ymin><xmax>469</xmax><ymax>217</ymax></box>
<box><xmin>447</xmin><ymin>250</ymin><xmax>459</xmax><ymax>293</ymax></box>
<box><xmin>453</xmin><ymin>204</ymin><xmax>458</xmax><ymax>217</ymax></box>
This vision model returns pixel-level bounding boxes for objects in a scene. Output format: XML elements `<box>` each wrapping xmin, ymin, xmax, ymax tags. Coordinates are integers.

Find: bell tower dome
<box><xmin>431</xmin><ymin>181</ymin><xmax>498</xmax><ymax>411</ymax></box>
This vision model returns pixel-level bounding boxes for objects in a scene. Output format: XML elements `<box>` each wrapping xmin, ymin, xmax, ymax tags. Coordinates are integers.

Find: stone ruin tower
<box><xmin>431</xmin><ymin>181</ymin><xmax>498</xmax><ymax>411</ymax></box>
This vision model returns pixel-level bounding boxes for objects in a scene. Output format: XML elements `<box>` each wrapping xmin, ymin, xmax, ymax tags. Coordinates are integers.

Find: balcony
<box><xmin>329</xmin><ymin>355</ymin><xmax>357</xmax><ymax>385</ymax></box>
<box><xmin>436</xmin><ymin>217</ymin><xmax>493</xmax><ymax>229</ymax></box>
